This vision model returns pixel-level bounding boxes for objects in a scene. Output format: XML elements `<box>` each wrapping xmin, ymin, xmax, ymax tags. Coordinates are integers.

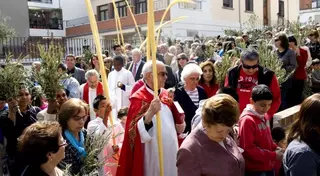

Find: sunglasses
<box><xmin>177</xmin><ymin>58</ymin><xmax>188</xmax><ymax>61</ymax></box>
<box><xmin>72</xmin><ymin>115</ymin><xmax>88</xmax><ymax>121</ymax></box>
<box><xmin>309</xmin><ymin>34</ymin><xmax>314</xmax><ymax>37</ymax></box>
<box><xmin>157</xmin><ymin>72</ymin><xmax>168</xmax><ymax>77</ymax></box>
<box><xmin>242</xmin><ymin>64</ymin><xmax>259</xmax><ymax>70</ymax></box>
<box><xmin>59</xmin><ymin>140</ymin><xmax>68</xmax><ymax>147</ymax></box>
<box><xmin>274</xmin><ymin>39</ymin><xmax>280</xmax><ymax>42</ymax></box>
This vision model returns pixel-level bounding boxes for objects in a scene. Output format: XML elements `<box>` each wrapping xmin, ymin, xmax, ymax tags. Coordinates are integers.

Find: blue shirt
<box><xmin>283</xmin><ymin>139</ymin><xmax>320</xmax><ymax>176</ymax></box>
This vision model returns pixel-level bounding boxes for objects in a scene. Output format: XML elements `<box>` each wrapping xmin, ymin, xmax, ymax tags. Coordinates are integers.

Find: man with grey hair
<box><xmin>225</xmin><ymin>48</ymin><xmax>281</xmax><ymax>125</ymax></box>
<box><xmin>79</xmin><ymin>69</ymin><xmax>104</xmax><ymax>120</ymax></box>
<box><xmin>117</xmin><ymin>60</ymin><xmax>185</xmax><ymax>176</ymax></box>
<box><xmin>125</xmin><ymin>48</ymin><xmax>145</xmax><ymax>81</ymax></box>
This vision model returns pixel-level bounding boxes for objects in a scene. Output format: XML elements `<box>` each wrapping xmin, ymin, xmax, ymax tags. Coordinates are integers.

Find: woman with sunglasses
<box><xmin>307</xmin><ymin>30</ymin><xmax>320</xmax><ymax>60</ymax></box>
<box><xmin>175</xmin><ymin>53</ymin><xmax>189</xmax><ymax>83</ymax></box>
<box><xmin>58</xmin><ymin>98</ymin><xmax>89</xmax><ymax>175</ymax></box>
<box><xmin>19</xmin><ymin>121</ymin><xmax>66</xmax><ymax>176</ymax></box>
<box><xmin>274</xmin><ymin>33</ymin><xmax>297</xmax><ymax>110</ymax></box>
<box><xmin>174</xmin><ymin>63</ymin><xmax>207</xmax><ymax>134</ymax></box>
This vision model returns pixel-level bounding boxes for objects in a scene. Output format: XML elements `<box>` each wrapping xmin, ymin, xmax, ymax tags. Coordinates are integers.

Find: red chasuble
<box><xmin>82</xmin><ymin>82</ymin><xmax>104</xmax><ymax>104</ymax></box>
<box><xmin>116</xmin><ymin>85</ymin><xmax>184</xmax><ymax>176</ymax></box>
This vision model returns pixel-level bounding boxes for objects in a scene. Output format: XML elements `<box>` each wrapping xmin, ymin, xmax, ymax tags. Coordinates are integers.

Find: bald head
<box><xmin>142</xmin><ymin>60</ymin><xmax>167</xmax><ymax>89</ymax></box>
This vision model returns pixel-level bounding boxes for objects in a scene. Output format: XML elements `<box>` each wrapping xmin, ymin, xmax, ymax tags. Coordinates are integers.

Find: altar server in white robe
<box><xmin>108</xmin><ymin>55</ymin><xmax>135</xmax><ymax>122</ymax></box>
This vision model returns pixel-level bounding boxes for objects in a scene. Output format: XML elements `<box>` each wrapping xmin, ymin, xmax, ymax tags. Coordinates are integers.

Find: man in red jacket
<box><xmin>224</xmin><ymin>49</ymin><xmax>281</xmax><ymax>123</ymax></box>
<box><xmin>239</xmin><ymin>85</ymin><xmax>284</xmax><ymax>176</ymax></box>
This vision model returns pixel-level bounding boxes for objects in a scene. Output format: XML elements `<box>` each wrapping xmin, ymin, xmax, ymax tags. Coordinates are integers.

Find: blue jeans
<box><xmin>245</xmin><ymin>170</ymin><xmax>275</xmax><ymax>176</ymax></box>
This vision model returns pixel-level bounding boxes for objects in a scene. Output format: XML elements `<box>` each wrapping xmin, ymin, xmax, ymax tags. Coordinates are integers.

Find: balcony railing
<box><xmin>28</xmin><ymin>0</ymin><xmax>53</xmax><ymax>4</ymax></box>
<box><xmin>66</xmin><ymin>16</ymin><xmax>90</xmax><ymax>28</ymax></box>
<box><xmin>0</xmin><ymin>37</ymin><xmax>135</xmax><ymax>62</ymax></box>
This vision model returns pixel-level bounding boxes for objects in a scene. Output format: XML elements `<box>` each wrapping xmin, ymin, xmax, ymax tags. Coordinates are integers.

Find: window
<box><xmin>135</xmin><ymin>0</ymin><xmax>147</xmax><ymax>14</ymax></box>
<box><xmin>223</xmin><ymin>0</ymin><xmax>233</xmax><ymax>8</ymax></box>
<box><xmin>312</xmin><ymin>0</ymin><xmax>320</xmax><ymax>8</ymax></box>
<box><xmin>245</xmin><ymin>0</ymin><xmax>253</xmax><ymax>12</ymax></box>
<box><xmin>278</xmin><ymin>0</ymin><xmax>284</xmax><ymax>17</ymax></box>
<box><xmin>116</xmin><ymin>1</ymin><xmax>127</xmax><ymax>17</ymax></box>
<box><xmin>179</xmin><ymin>1</ymin><xmax>202</xmax><ymax>10</ymax></box>
<box><xmin>29</xmin><ymin>8</ymin><xmax>63</xmax><ymax>30</ymax></box>
<box><xmin>98</xmin><ymin>4</ymin><xmax>109</xmax><ymax>21</ymax></box>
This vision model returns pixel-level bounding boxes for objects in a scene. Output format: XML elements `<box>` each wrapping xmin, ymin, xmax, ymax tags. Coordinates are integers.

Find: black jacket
<box><xmin>227</xmin><ymin>65</ymin><xmax>274</xmax><ymax>89</ymax></box>
<box><xmin>174</xmin><ymin>86</ymin><xmax>207</xmax><ymax>133</ymax></box>
<box><xmin>125</xmin><ymin>60</ymin><xmax>145</xmax><ymax>81</ymax></box>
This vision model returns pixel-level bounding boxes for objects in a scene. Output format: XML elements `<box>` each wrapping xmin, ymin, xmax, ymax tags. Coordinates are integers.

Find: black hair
<box><xmin>93</xmin><ymin>95</ymin><xmax>107</xmax><ymax>110</ymax></box>
<box><xmin>58</xmin><ymin>63</ymin><xmax>67</xmax><ymax>71</ymax></box>
<box><xmin>104</xmin><ymin>50</ymin><xmax>109</xmax><ymax>57</ymax></box>
<box><xmin>63</xmin><ymin>89</ymin><xmax>70</xmax><ymax>97</ymax></box>
<box><xmin>118</xmin><ymin>107</ymin><xmax>128</xmax><ymax>119</ymax></box>
<box><xmin>217</xmin><ymin>87</ymin><xmax>239</xmax><ymax>103</ymax></box>
<box><xmin>217</xmin><ymin>42</ymin><xmax>223</xmax><ymax>47</ymax></box>
<box><xmin>271</xmin><ymin>127</ymin><xmax>286</xmax><ymax>143</ymax></box>
<box><xmin>251</xmin><ymin>84</ymin><xmax>273</xmax><ymax>102</ymax></box>
<box><xmin>276</xmin><ymin>33</ymin><xmax>289</xmax><ymax>50</ymax></box>
<box><xmin>288</xmin><ymin>35</ymin><xmax>297</xmax><ymax>46</ymax></box>
<box><xmin>113</xmin><ymin>55</ymin><xmax>125</xmax><ymax>65</ymax></box>
<box><xmin>113</xmin><ymin>44</ymin><xmax>122</xmax><ymax>51</ymax></box>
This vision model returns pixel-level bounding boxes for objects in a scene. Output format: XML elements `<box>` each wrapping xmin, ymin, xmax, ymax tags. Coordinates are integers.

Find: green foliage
<box><xmin>83</xmin><ymin>48</ymin><xmax>93</xmax><ymax>66</ymax></box>
<box><xmin>203</xmin><ymin>41</ymin><xmax>216</xmax><ymax>59</ymax></box>
<box><xmin>0</xmin><ymin>11</ymin><xmax>15</xmax><ymax>40</ymax></box>
<box><xmin>224</xmin><ymin>29</ymin><xmax>243</xmax><ymax>37</ymax></box>
<box><xmin>287</xmin><ymin>17</ymin><xmax>316</xmax><ymax>46</ymax></box>
<box><xmin>214</xmin><ymin>54</ymin><xmax>233</xmax><ymax>86</ymax></box>
<box><xmin>0</xmin><ymin>54</ymin><xmax>29</xmax><ymax>100</ymax></box>
<box><xmin>256</xmin><ymin>42</ymin><xmax>287</xmax><ymax>84</ymax></box>
<box><xmin>81</xmin><ymin>129</ymin><xmax>113</xmax><ymax>175</ymax></box>
<box><xmin>33</xmin><ymin>43</ymin><xmax>67</xmax><ymax>100</ymax></box>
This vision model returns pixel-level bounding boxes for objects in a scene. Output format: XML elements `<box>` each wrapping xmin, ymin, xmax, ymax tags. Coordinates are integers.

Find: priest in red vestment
<box><xmin>117</xmin><ymin>60</ymin><xmax>185</xmax><ymax>176</ymax></box>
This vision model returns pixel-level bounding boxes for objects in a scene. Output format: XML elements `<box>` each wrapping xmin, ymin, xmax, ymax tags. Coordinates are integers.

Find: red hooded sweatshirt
<box><xmin>238</xmin><ymin>104</ymin><xmax>278</xmax><ymax>172</ymax></box>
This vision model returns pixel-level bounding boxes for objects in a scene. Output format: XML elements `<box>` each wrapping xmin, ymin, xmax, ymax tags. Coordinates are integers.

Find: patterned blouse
<box><xmin>59</xmin><ymin>130</ymin><xmax>87</xmax><ymax>175</ymax></box>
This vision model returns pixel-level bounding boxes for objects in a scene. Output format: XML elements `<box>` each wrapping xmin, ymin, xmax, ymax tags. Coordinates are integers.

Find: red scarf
<box><xmin>83</xmin><ymin>82</ymin><xmax>104</xmax><ymax>104</ymax></box>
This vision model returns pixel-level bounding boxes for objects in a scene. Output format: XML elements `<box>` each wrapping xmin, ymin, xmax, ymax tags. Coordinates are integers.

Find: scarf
<box><xmin>83</xmin><ymin>82</ymin><xmax>103</xmax><ymax>104</ymax></box>
<box><xmin>64</xmin><ymin>130</ymin><xmax>86</xmax><ymax>158</ymax></box>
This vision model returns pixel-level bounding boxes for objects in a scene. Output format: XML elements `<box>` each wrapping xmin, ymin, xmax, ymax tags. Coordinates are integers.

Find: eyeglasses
<box><xmin>59</xmin><ymin>140</ymin><xmax>67</xmax><ymax>147</ymax></box>
<box><xmin>72</xmin><ymin>115</ymin><xmax>88</xmax><ymax>121</ymax></box>
<box><xmin>188</xmin><ymin>77</ymin><xmax>200</xmax><ymax>81</ymax></box>
<box><xmin>242</xmin><ymin>64</ymin><xmax>259</xmax><ymax>70</ymax></box>
<box><xmin>158</xmin><ymin>72</ymin><xmax>168</xmax><ymax>77</ymax></box>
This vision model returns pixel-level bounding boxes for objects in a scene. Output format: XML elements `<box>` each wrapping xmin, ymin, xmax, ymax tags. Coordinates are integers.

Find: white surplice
<box><xmin>79</xmin><ymin>84</ymin><xmax>97</xmax><ymax>121</ymax></box>
<box><xmin>137</xmin><ymin>87</ymin><xmax>178</xmax><ymax>176</ymax></box>
<box><xmin>108</xmin><ymin>68</ymin><xmax>135</xmax><ymax>122</ymax></box>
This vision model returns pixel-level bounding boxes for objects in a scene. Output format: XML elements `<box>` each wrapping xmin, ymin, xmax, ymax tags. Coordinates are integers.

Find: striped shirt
<box><xmin>186</xmin><ymin>88</ymin><xmax>199</xmax><ymax>107</ymax></box>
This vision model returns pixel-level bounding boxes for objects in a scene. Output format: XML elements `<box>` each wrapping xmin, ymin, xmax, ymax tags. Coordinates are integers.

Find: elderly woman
<box><xmin>199</xmin><ymin>61</ymin><xmax>219</xmax><ymax>98</ymax></box>
<box><xmin>283</xmin><ymin>94</ymin><xmax>320</xmax><ymax>176</ymax></box>
<box><xmin>177</xmin><ymin>94</ymin><xmax>244</xmax><ymax>176</ymax></box>
<box><xmin>19</xmin><ymin>121</ymin><xmax>65</xmax><ymax>175</ymax></box>
<box><xmin>58</xmin><ymin>98</ymin><xmax>88</xmax><ymax>175</ymax></box>
<box><xmin>174</xmin><ymin>63</ymin><xmax>207</xmax><ymax>133</ymax></box>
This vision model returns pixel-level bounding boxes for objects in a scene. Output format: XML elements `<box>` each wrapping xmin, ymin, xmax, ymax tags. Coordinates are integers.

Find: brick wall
<box><xmin>66</xmin><ymin>10</ymin><xmax>170</xmax><ymax>37</ymax></box>
<box><xmin>300</xmin><ymin>0</ymin><xmax>312</xmax><ymax>10</ymax></box>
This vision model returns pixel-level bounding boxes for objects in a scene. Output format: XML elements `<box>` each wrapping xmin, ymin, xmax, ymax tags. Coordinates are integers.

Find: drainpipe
<box><xmin>239</xmin><ymin>0</ymin><xmax>242</xmax><ymax>30</ymax></box>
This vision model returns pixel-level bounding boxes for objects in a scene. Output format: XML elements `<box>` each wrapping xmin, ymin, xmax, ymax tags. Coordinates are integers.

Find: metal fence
<box><xmin>0</xmin><ymin>37</ymin><xmax>136</xmax><ymax>63</ymax></box>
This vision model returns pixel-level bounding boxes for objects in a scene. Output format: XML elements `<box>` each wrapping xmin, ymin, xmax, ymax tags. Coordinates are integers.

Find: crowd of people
<box><xmin>0</xmin><ymin>29</ymin><xmax>320</xmax><ymax>176</ymax></box>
